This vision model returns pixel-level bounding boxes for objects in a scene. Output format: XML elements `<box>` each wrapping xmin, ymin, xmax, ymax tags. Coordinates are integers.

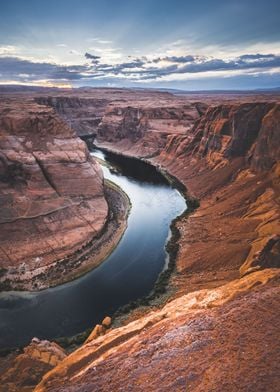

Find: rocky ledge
<box><xmin>0</xmin><ymin>98</ymin><xmax>111</xmax><ymax>290</ymax></box>
<box><xmin>0</xmin><ymin>338</ymin><xmax>66</xmax><ymax>392</ymax></box>
<box><xmin>35</xmin><ymin>269</ymin><xmax>280</xmax><ymax>392</ymax></box>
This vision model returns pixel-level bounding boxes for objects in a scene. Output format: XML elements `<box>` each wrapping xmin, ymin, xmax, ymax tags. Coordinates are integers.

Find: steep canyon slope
<box><xmin>1</xmin><ymin>88</ymin><xmax>280</xmax><ymax>391</ymax></box>
<box><xmin>0</xmin><ymin>97</ymin><xmax>108</xmax><ymax>290</ymax></box>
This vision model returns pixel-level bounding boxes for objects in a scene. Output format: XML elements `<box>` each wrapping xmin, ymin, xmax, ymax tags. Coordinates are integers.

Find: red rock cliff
<box><xmin>0</xmin><ymin>98</ymin><xmax>108</xmax><ymax>290</ymax></box>
<box><xmin>155</xmin><ymin>101</ymin><xmax>280</xmax><ymax>292</ymax></box>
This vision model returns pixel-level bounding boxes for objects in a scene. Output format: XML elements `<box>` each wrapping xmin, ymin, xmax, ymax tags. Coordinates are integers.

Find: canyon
<box><xmin>0</xmin><ymin>95</ymin><xmax>130</xmax><ymax>290</ymax></box>
<box><xmin>0</xmin><ymin>87</ymin><xmax>279</xmax><ymax>391</ymax></box>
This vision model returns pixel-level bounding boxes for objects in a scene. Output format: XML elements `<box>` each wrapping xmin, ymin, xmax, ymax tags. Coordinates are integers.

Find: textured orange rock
<box><xmin>0</xmin><ymin>338</ymin><xmax>66</xmax><ymax>392</ymax></box>
<box><xmin>153</xmin><ymin>101</ymin><xmax>280</xmax><ymax>289</ymax></box>
<box><xmin>85</xmin><ymin>316</ymin><xmax>112</xmax><ymax>344</ymax></box>
<box><xmin>0</xmin><ymin>98</ymin><xmax>108</xmax><ymax>290</ymax></box>
<box><xmin>35</xmin><ymin>269</ymin><xmax>280</xmax><ymax>392</ymax></box>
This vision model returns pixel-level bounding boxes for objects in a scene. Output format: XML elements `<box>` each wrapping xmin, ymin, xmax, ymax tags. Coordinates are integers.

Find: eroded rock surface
<box><xmin>0</xmin><ymin>338</ymin><xmax>66</xmax><ymax>392</ymax></box>
<box><xmin>0</xmin><ymin>98</ymin><xmax>108</xmax><ymax>290</ymax></box>
<box><xmin>154</xmin><ymin>101</ymin><xmax>280</xmax><ymax>292</ymax></box>
<box><xmin>35</xmin><ymin>270</ymin><xmax>280</xmax><ymax>392</ymax></box>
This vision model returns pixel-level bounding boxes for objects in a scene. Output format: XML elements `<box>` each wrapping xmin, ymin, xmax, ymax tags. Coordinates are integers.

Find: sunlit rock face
<box><xmin>35</xmin><ymin>269</ymin><xmax>280</xmax><ymax>392</ymax></box>
<box><xmin>0</xmin><ymin>338</ymin><xmax>66</xmax><ymax>392</ymax></box>
<box><xmin>0</xmin><ymin>98</ymin><xmax>108</xmax><ymax>289</ymax></box>
<box><xmin>153</xmin><ymin>101</ymin><xmax>280</xmax><ymax>290</ymax></box>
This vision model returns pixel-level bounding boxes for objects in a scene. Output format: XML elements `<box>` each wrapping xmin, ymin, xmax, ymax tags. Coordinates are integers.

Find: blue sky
<box><xmin>0</xmin><ymin>0</ymin><xmax>280</xmax><ymax>89</ymax></box>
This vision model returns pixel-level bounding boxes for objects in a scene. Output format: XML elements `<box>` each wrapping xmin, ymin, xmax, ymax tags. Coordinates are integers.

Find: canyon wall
<box><xmin>96</xmin><ymin>101</ymin><xmax>206</xmax><ymax>157</ymax></box>
<box><xmin>34</xmin><ymin>89</ymin><xmax>207</xmax><ymax>158</ymax></box>
<box><xmin>0</xmin><ymin>98</ymin><xmax>108</xmax><ymax>290</ymax></box>
<box><xmin>153</xmin><ymin>102</ymin><xmax>280</xmax><ymax>294</ymax></box>
<box><xmin>31</xmin><ymin>89</ymin><xmax>280</xmax><ymax>294</ymax></box>
<box><xmin>35</xmin><ymin>96</ymin><xmax>109</xmax><ymax>137</ymax></box>
<box><xmin>1</xmin><ymin>89</ymin><xmax>279</xmax><ymax>391</ymax></box>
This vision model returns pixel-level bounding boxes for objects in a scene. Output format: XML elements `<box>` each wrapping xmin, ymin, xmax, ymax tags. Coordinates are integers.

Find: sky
<box><xmin>0</xmin><ymin>0</ymin><xmax>280</xmax><ymax>90</ymax></box>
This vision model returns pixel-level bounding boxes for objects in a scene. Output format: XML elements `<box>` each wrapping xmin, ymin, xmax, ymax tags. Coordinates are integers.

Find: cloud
<box><xmin>86</xmin><ymin>38</ymin><xmax>113</xmax><ymax>45</ymax></box>
<box><xmin>0</xmin><ymin>45</ymin><xmax>18</xmax><ymax>55</ymax></box>
<box><xmin>152</xmin><ymin>55</ymin><xmax>196</xmax><ymax>64</ymax></box>
<box><xmin>0</xmin><ymin>56</ymin><xmax>89</xmax><ymax>82</ymax></box>
<box><xmin>79</xmin><ymin>52</ymin><xmax>280</xmax><ymax>82</ymax></box>
<box><xmin>0</xmin><ymin>51</ymin><xmax>280</xmax><ymax>87</ymax></box>
<box><xmin>85</xmin><ymin>52</ymin><xmax>101</xmax><ymax>64</ymax></box>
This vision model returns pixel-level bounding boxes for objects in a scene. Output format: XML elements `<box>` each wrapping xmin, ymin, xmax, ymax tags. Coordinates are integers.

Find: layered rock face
<box><xmin>35</xmin><ymin>96</ymin><xmax>109</xmax><ymax>137</ymax></box>
<box><xmin>0</xmin><ymin>338</ymin><xmax>66</xmax><ymax>392</ymax></box>
<box><xmin>161</xmin><ymin>102</ymin><xmax>278</xmax><ymax>167</ymax></box>
<box><xmin>96</xmin><ymin>101</ymin><xmax>205</xmax><ymax>157</ymax></box>
<box><xmin>34</xmin><ymin>89</ymin><xmax>206</xmax><ymax>158</ymax></box>
<box><xmin>0</xmin><ymin>98</ymin><xmax>108</xmax><ymax>290</ymax></box>
<box><xmin>153</xmin><ymin>102</ymin><xmax>280</xmax><ymax>293</ymax></box>
<box><xmin>35</xmin><ymin>269</ymin><xmax>280</xmax><ymax>392</ymax></box>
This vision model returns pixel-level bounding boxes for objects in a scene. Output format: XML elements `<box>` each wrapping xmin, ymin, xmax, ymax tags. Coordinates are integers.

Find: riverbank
<box><xmin>86</xmin><ymin>139</ymin><xmax>278</xmax><ymax>329</ymax></box>
<box><xmin>0</xmin><ymin>180</ymin><xmax>131</xmax><ymax>291</ymax></box>
<box><xmin>75</xmin><ymin>143</ymin><xmax>198</xmax><ymax>329</ymax></box>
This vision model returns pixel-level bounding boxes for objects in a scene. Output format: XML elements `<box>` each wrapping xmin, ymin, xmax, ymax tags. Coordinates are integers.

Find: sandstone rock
<box><xmin>0</xmin><ymin>98</ymin><xmax>108</xmax><ymax>290</ymax></box>
<box><xmin>85</xmin><ymin>325</ymin><xmax>105</xmax><ymax>344</ymax></box>
<box><xmin>0</xmin><ymin>339</ymin><xmax>66</xmax><ymax>392</ymax></box>
<box><xmin>102</xmin><ymin>316</ymin><xmax>112</xmax><ymax>328</ymax></box>
<box><xmin>240</xmin><ymin>235</ymin><xmax>280</xmax><ymax>276</ymax></box>
<box><xmin>34</xmin><ymin>270</ymin><xmax>280</xmax><ymax>392</ymax></box>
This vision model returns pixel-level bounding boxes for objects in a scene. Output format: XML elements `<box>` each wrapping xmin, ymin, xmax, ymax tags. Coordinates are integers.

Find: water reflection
<box><xmin>0</xmin><ymin>148</ymin><xmax>186</xmax><ymax>349</ymax></box>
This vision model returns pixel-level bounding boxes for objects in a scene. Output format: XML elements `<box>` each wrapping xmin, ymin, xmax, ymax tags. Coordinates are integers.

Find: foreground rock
<box><xmin>0</xmin><ymin>338</ymin><xmax>66</xmax><ymax>392</ymax></box>
<box><xmin>35</xmin><ymin>269</ymin><xmax>280</xmax><ymax>392</ymax></box>
<box><xmin>0</xmin><ymin>98</ymin><xmax>108</xmax><ymax>290</ymax></box>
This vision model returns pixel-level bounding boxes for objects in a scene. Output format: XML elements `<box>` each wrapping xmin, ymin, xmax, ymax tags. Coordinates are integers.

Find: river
<box><xmin>0</xmin><ymin>148</ymin><xmax>186</xmax><ymax>349</ymax></box>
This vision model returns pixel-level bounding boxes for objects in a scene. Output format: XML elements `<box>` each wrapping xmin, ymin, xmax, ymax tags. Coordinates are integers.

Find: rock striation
<box><xmin>154</xmin><ymin>102</ymin><xmax>280</xmax><ymax>291</ymax></box>
<box><xmin>35</xmin><ymin>96</ymin><xmax>109</xmax><ymax>137</ymax></box>
<box><xmin>0</xmin><ymin>98</ymin><xmax>108</xmax><ymax>290</ymax></box>
<box><xmin>96</xmin><ymin>101</ymin><xmax>205</xmax><ymax>158</ymax></box>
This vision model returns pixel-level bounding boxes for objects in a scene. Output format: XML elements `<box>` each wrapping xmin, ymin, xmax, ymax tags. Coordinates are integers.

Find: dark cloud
<box><xmin>85</xmin><ymin>52</ymin><xmax>101</xmax><ymax>64</ymax></box>
<box><xmin>0</xmin><ymin>56</ymin><xmax>90</xmax><ymax>81</ymax></box>
<box><xmin>0</xmin><ymin>52</ymin><xmax>280</xmax><ymax>85</ymax></box>
<box><xmin>85</xmin><ymin>53</ymin><xmax>280</xmax><ymax>80</ymax></box>
<box><xmin>239</xmin><ymin>53</ymin><xmax>275</xmax><ymax>61</ymax></box>
<box><xmin>152</xmin><ymin>55</ymin><xmax>196</xmax><ymax>64</ymax></box>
